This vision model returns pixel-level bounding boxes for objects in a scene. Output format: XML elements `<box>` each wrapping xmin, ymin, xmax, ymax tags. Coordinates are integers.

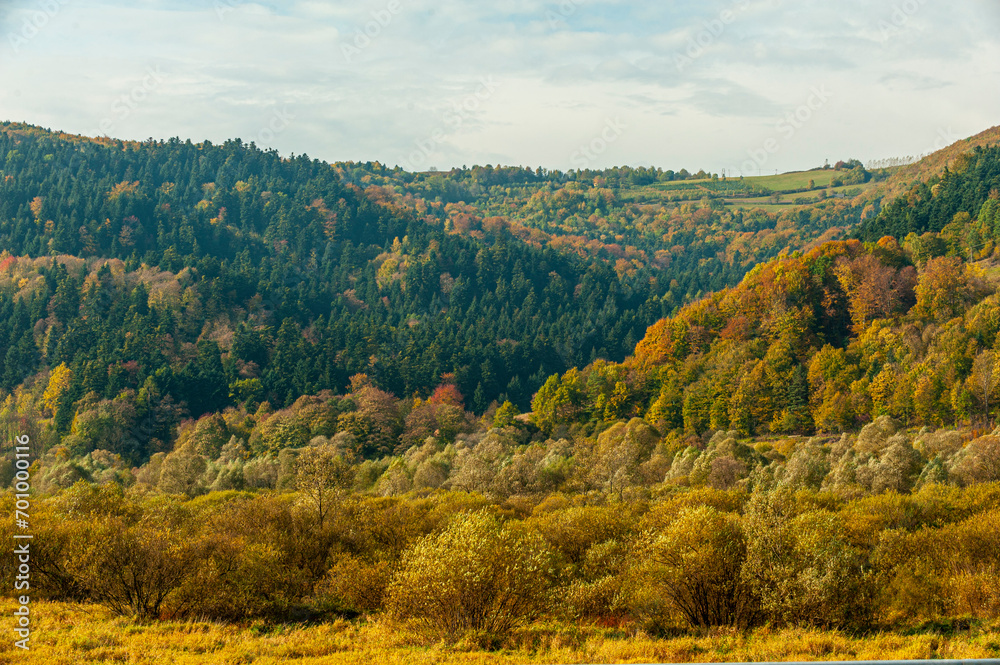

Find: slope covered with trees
<box><xmin>0</xmin><ymin>121</ymin><xmax>907</xmax><ymax>467</ymax></box>
<box><xmin>4</xmin><ymin>122</ymin><xmax>1000</xmax><ymax>653</ymax></box>
<box><xmin>0</xmin><ymin>122</ymin><xmax>678</xmax><ymax>445</ymax></box>
<box><xmin>855</xmin><ymin>144</ymin><xmax>1000</xmax><ymax>241</ymax></box>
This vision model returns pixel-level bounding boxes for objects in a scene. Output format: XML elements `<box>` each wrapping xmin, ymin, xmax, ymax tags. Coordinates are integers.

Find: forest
<box><xmin>2</xmin><ymin>122</ymin><xmax>1000</xmax><ymax>662</ymax></box>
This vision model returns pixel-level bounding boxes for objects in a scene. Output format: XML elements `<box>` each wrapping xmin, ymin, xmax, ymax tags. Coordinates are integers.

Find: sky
<box><xmin>1</xmin><ymin>0</ymin><xmax>998</xmax><ymax>175</ymax></box>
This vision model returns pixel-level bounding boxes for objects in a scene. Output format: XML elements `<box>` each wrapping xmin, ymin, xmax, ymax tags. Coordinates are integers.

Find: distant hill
<box><xmin>1</xmin><ymin>120</ymin><xmax>998</xmax><ymax>466</ymax></box>
<box><xmin>529</xmin><ymin>127</ymin><xmax>1000</xmax><ymax>440</ymax></box>
<box><xmin>871</xmin><ymin>125</ymin><xmax>1000</xmax><ymax>203</ymax></box>
<box><xmin>0</xmin><ymin>122</ymin><xmax>670</xmax><ymax>442</ymax></box>
<box><xmin>854</xmin><ymin>139</ymin><xmax>1000</xmax><ymax>241</ymax></box>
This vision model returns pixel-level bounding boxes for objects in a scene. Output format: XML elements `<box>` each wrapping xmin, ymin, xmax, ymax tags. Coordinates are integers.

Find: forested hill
<box><xmin>856</xmin><ymin>124</ymin><xmax>1000</xmax><ymax>204</ymax></box>
<box><xmin>0</xmin><ymin>120</ymin><xmax>878</xmax><ymax>435</ymax></box>
<box><xmin>532</xmin><ymin>137</ymin><xmax>1000</xmax><ymax>441</ymax></box>
<box><xmin>1</xmin><ymin>120</ymin><xmax>997</xmax><ymax>472</ymax></box>
<box><xmin>854</xmin><ymin>142</ymin><xmax>1000</xmax><ymax>242</ymax></box>
<box><xmin>1</xmin><ymin>124</ymin><xmax>693</xmax><ymax>430</ymax></box>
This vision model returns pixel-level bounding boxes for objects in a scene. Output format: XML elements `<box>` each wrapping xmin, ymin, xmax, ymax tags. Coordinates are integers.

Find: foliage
<box><xmin>7</xmin><ymin>122</ymin><xmax>1000</xmax><ymax>653</ymax></box>
<box><xmin>636</xmin><ymin>505</ymin><xmax>758</xmax><ymax>629</ymax></box>
<box><xmin>386</xmin><ymin>511</ymin><xmax>552</xmax><ymax>641</ymax></box>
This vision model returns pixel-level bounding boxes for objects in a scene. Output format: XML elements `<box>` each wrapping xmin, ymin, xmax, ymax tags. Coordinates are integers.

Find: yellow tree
<box><xmin>639</xmin><ymin>505</ymin><xmax>758</xmax><ymax>628</ymax></box>
<box><xmin>386</xmin><ymin>511</ymin><xmax>551</xmax><ymax>641</ymax></box>
<box><xmin>915</xmin><ymin>256</ymin><xmax>975</xmax><ymax>321</ymax></box>
<box><xmin>912</xmin><ymin>372</ymin><xmax>946</xmax><ymax>426</ymax></box>
<box><xmin>296</xmin><ymin>442</ymin><xmax>353</xmax><ymax>528</ymax></box>
<box><xmin>43</xmin><ymin>363</ymin><xmax>72</xmax><ymax>415</ymax></box>
<box><xmin>29</xmin><ymin>196</ymin><xmax>43</xmax><ymax>223</ymax></box>
<box><xmin>968</xmin><ymin>350</ymin><xmax>999</xmax><ymax>424</ymax></box>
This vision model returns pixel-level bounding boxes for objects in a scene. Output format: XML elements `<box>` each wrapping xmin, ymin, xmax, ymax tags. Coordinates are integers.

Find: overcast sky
<box><xmin>1</xmin><ymin>0</ymin><xmax>998</xmax><ymax>174</ymax></box>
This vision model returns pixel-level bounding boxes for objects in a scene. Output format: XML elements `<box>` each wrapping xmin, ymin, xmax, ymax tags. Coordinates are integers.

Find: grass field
<box><xmin>620</xmin><ymin>170</ymin><xmax>874</xmax><ymax>212</ymax></box>
<box><xmin>743</xmin><ymin>170</ymin><xmax>837</xmax><ymax>191</ymax></box>
<box><xmin>722</xmin><ymin>183</ymin><xmax>880</xmax><ymax>212</ymax></box>
<box><xmin>653</xmin><ymin>177</ymin><xmax>717</xmax><ymax>189</ymax></box>
<box><xmin>650</xmin><ymin>171</ymin><xmax>835</xmax><ymax>193</ymax></box>
<box><xmin>2</xmin><ymin>600</ymin><xmax>999</xmax><ymax>665</ymax></box>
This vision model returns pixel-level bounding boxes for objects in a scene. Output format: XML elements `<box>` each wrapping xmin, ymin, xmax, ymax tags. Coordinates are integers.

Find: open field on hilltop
<box><xmin>723</xmin><ymin>183</ymin><xmax>879</xmax><ymax>210</ymax></box>
<box><xmin>645</xmin><ymin>170</ymin><xmax>837</xmax><ymax>194</ymax></box>
<box><xmin>2</xmin><ymin>601</ymin><xmax>999</xmax><ymax>665</ymax></box>
<box><xmin>743</xmin><ymin>170</ymin><xmax>838</xmax><ymax>190</ymax></box>
<box><xmin>651</xmin><ymin>177</ymin><xmax>717</xmax><ymax>189</ymax></box>
<box><xmin>621</xmin><ymin>170</ymin><xmax>877</xmax><ymax>209</ymax></box>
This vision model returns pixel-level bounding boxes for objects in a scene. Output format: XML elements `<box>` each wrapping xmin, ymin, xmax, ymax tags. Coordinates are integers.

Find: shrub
<box><xmin>636</xmin><ymin>505</ymin><xmax>758</xmax><ymax>629</ymax></box>
<box><xmin>564</xmin><ymin>575</ymin><xmax>627</xmax><ymax>622</ymax></box>
<box><xmin>529</xmin><ymin>504</ymin><xmax>634</xmax><ymax>564</ymax></box>
<box><xmin>315</xmin><ymin>552</ymin><xmax>393</xmax><ymax>615</ymax></box>
<box><xmin>385</xmin><ymin>511</ymin><xmax>552</xmax><ymax>642</ymax></box>
<box><xmin>780</xmin><ymin>441</ymin><xmax>830</xmax><ymax>491</ymax></box>
<box><xmin>65</xmin><ymin>516</ymin><xmax>193</xmax><ymax>620</ymax></box>
<box><xmin>856</xmin><ymin>437</ymin><xmax>923</xmax><ymax>494</ymax></box>
<box><xmin>951</xmin><ymin>435</ymin><xmax>1000</xmax><ymax>485</ymax></box>
<box><xmin>744</xmin><ymin>502</ymin><xmax>878</xmax><ymax>629</ymax></box>
<box><xmin>877</xmin><ymin>509</ymin><xmax>1000</xmax><ymax>621</ymax></box>
<box><xmin>170</xmin><ymin>537</ymin><xmax>289</xmax><ymax>620</ymax></box>
<box><xmin>855</xmin><ymin>415</ymin><xmax>899</xmax><ymax>454</ymax></box>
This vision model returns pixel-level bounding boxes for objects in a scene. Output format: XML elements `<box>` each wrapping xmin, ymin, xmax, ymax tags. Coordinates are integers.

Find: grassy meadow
<box><xmin>617</xmin><ymin>167</ymin><xmax>881</xmax><ymax>214</ymax></box>
<box><xmin>2</xmin><ymin>600</ymin><xmax>999</xmax><ymax>665</ymax></box>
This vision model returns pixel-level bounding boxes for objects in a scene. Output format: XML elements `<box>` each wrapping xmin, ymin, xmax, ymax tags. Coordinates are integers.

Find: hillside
<box><xmin>0</xmin><ymin>122</ymin><xmax>679</xmax><ymax>431</ymax></box>
<box><xmin>854</xmin><ymin>142</ymin><xmax>1000</xmax><ymax>241</ymax></box>
<box><xmin>0</xmin><ymin>121</ymin><xmax>918</xmax><ymax>466</ymax></box>
<box><xmin>531</xmin><ymin>144</ymin><xmax>1000</xmax><ymax>441</ymax></box>
<box><xmin>3</xmin><ymin>122</ymin><xmax>1000</xmax><ymax>650</ymax></box>
<box><xmin>336</xmin><ymin>161</ymin><xmax>872</xmax><ymax>296</ymax></box>
<box><xmin>866</xmin><ymin>124</ymin><xmax>1000</xmax><ymax>202</ymax></box>
<box><xmin>0</xmin><ymin>123</ymin><xmax>998</xmax><ymax>469</ymax></box>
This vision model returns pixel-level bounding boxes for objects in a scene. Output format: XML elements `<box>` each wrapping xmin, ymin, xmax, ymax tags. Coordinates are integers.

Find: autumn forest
<box><xmin>2</xmin><ymin>121</ymin><xmax>1000</xmax><ymax>663</ymax></box>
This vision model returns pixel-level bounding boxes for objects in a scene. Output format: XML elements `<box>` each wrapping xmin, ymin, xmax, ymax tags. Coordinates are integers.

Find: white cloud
<box><xmin>0</xmin><ymin>0</ymin><xmax>997</xmax><ymax>171</ymax></box>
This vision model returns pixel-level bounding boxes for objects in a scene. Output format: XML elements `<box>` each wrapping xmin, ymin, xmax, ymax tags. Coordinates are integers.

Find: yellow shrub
<box><xmin>385</xmin><ymin>511</ymin><xmax>552</xmax><ymax>641</ymax></box>
<box><xmin>315</xmin><ymin>552</ymin><xmax>394</xmax><ymax>615</ymax></box>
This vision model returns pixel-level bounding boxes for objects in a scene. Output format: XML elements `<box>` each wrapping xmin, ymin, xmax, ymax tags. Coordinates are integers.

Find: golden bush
<box><xmin>636</xmin><ymin>505</ymin><xmax>757</xmax><ymax>629</ymax></box>
<box><xmin>315</xmin><ymin>551</ymin><xmax>394</xmax><ymax>615</ymax></box>
<box><xmin>385</xmin><ymin>511</ymin><xmax>552</xmax><ymax>641</ymax></box>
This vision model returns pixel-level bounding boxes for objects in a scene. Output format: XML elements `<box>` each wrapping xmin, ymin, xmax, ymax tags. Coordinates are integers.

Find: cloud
<box><xmin>0</xmin><ymin>0</ymin><xmax>997</xmax><ymax>171</ymax></box>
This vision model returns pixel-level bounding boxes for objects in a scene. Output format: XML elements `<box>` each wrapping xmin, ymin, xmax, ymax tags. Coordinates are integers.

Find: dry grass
<box><xmin>1</xmin><ymin>600</ymin><xmax>998</xmax><ymax>664</ymax></box>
